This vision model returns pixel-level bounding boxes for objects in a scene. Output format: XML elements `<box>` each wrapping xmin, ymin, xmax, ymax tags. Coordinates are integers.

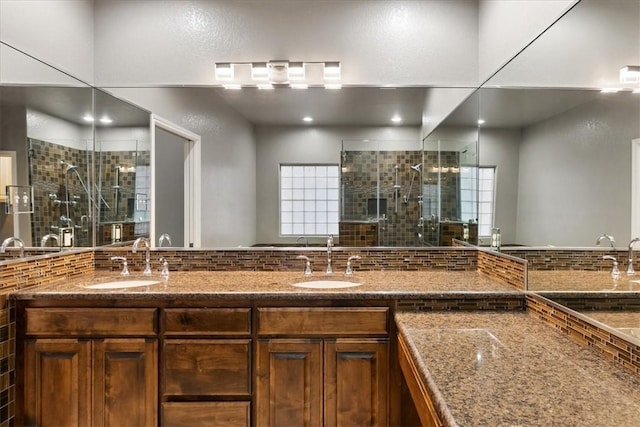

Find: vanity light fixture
<box><xmin>215</xmin><ymin>60</ymin><xmax>341</xmax><ymax>88</ymax></box>
<box><xmin>620</xmin><ymin>66</ymin><xmax>640</xmax><ymax>83</ymax></box>
<box><xmin>215</xmin><ymin>62</ymin><xmax>234</xmax><ymax>80</ymax></box>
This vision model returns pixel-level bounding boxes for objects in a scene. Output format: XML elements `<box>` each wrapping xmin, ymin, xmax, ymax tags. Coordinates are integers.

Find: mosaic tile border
<box><xmin>502</xmin><ymin>248</ymin><xmax>629</xmax><ymax>271</ymax></box>
<box><xmin>477</xmin><ymin>249</ymin><xmax>527</xmax><ymax>290</ymax></box>
<box><xmin>396</xmin><ymin>296</ymin><xmax>524</xmax><ymax>312</ymax></box>
<box><xmin>526</xmin><ymin>293</ymin><xmax>640</xmax><ymax>375</ymax></box>
<box><xmin>94</xmin><ymin>247</ymin><xmax>480</xmax><ymax>273</ymax></box>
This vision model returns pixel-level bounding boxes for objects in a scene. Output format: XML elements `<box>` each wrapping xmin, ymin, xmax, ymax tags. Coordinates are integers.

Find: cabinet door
<box><xmin>24</xmin><ymin>338</ymin><xmax>91</xmax><ymax>427</ymax></box>
<box><xmin>324</xmin><ymin>339</ymin><xmax>389</xmax><ymax>427</ymax></box>
<box><xmin>92</xmin><ymin>338</ymin><xmax>158</xmax><ymax>427</ymax></box>
<box><xmin>256</xmin><ymin>339</ymin><xmax>322</xmax><ymax>427</ymax></box>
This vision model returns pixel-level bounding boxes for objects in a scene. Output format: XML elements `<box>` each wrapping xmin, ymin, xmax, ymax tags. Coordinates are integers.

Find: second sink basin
<box><xmin>292</xmin><ymin>280</ymin><xmax>362</xmax><ymax>289</ymax></box>
<box><xmin>85</xmin><ymin>280</ymin><xmax>159</xmax><ymax>290</ymax></box>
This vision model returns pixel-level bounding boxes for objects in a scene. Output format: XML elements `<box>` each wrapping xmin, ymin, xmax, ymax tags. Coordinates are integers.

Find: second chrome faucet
<box><xmin>132</xmin><ymin>237</ymin><xmax>152</xmax><ymax>276</ymax></box>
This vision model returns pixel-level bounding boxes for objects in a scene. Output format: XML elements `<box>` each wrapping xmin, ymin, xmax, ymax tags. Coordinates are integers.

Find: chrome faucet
<box><xmin>41</xmin><ymin>233</ymin><xmax>60</xmax><ymax>247</ymax></box>
<box><xmin>1</xmin><ymin>237</ymin><xmax>25</xmax><ymax>258</ymax></box>
<box><xmin>158</xmin><ymin>233</ymin><xmax>172</xmax><ymax>247</ymax></box>
<box><xmin>345</xmin><ymin>255</ymin><xmax>361</xmax><ymax>277</ymax></box>
<box><xmin>596</xmin><ymin>234</ymin><xmax>616</xmax><ymax>249</ymax></box>
<box><xmin>326</xmin><ymin>235</ymin><xmax>334</xmax><ymax>275</ymax></box>
<box><xmin>132</xmin><ymin>237</ymin><xmax>152</xmax><ymax>276</ymax></box>
<box><xmin>296</xmin><ymin>236</ymin><xmax>309</xmax><ymax>247</ymax></box>
<box><xmin>627</xmin><ymin>237</ymin><xmax>640</xmax><ymax>276</ymax></box>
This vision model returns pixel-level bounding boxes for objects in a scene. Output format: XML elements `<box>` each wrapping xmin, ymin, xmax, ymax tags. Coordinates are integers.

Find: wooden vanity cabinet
<box><xmin>21</xmin><ymin>308</ymin><xmax>158</xmax><ymax>427</ymax></box>
<box><xmin>256</xmin><ymin>307</ymin><xmax>390</xmax><ymax>427</ymax></box>
<box><xmin>162</xmin><ymin>308</ymin><xmax>252</xmax><ymax>427</ymax></box>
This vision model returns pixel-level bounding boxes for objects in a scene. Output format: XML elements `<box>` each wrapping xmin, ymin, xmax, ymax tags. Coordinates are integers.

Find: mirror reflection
<box><xmin>0</xmin><ymin>43</ymin><xmax>151</xmax><ymax>253</ymax></box>
<box><xmin>474</xmin><ymin>0</ymin><xmax>640</xmax><ymax>344</ymax></box>
<box><xmin>94</xmin><ymin>89</ymin><xmax>151</xmax><ymax>246</ymax></box>
<box><xmin>0</xmin><ymin>83</ymin><xmax>93</xmax><ymax>251</ymax></box>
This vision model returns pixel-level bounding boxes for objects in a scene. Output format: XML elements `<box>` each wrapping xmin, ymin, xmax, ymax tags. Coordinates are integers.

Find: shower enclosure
<box><xmin>340</xmin><ymin>138</ymin><xmax>478</xmax><ymax>247</ymax></box>
<box><xmin>28</xmin><ymin>137</ymin><xmax>94</xmax><ymax>247</ymax></box>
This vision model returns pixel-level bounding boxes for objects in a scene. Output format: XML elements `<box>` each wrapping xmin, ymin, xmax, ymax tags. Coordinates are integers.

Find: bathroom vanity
<box><xmin>11</xmin><ymin>269</ymin><xmax>640</xmax><ymax>426</ymax></box>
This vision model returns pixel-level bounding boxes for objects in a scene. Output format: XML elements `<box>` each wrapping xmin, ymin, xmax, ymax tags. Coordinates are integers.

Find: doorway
<box><xmin>151</xmin><ymin>116</ymin><xmax>201</xmax><ymax>248</ymax></box>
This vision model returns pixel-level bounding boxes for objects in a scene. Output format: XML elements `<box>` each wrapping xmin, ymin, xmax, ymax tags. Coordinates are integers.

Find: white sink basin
<box><xmin>85</xmin><ymin>280</ymin><xmax>159</xmax><ymax>290</ymax></box>
<box><xmin>292</xmin><ymin>280</ymin><xmax>362</xmax><ymax>289</ymax></box>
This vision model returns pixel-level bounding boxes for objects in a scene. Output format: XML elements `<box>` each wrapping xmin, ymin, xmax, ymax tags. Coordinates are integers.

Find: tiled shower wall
<box><xmin>28</xmin><ymin>138</ymin><xmax>92</xmax><ymax>247</ymax></box>
<box><xmin>341</xmin><ymin>150</ymin><xmax>466</xmax><ymax>247</ymax></box>
<box><xmin>341</xmin><ymin>150</ymin><xmax>425</xmax><ymax>246</ymax></box>
<box><xmin>97</xmin><ymin>150</ymin><xmax>150</xmax><ymax>223</ymax></box>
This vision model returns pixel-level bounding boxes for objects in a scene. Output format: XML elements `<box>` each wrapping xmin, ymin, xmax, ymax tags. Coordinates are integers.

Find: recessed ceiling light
<box><xmin>99</xmin><ymin>117</ymin><xmax>113</xmax><ymax>124</ymax></box>
<box><xmin>83</xmin><ymin>115</ymin><xmax>94</xmax><ymax>122</ymax></box>
<box><xmin>303</xmin><ymin>116</ymin><xmax>313</xmax><ymax>122</ymax></box>
<box><xmin>391</xmin><ymin>115</ymin><xmax>402</xmax><ymax>123</ymax></box>
<box><xmin>477</xmin><ymin>119</ymin><xmax>486</xmax><ymax>125</ymax></box>
<box><xmin>223</xmin><ymin>84</ymin><xmax>242</xmax><ymax>90</ymax></box>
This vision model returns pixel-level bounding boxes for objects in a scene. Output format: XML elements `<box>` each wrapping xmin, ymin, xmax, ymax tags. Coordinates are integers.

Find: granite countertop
<box><xmin>396</xmin><ymin>311</ymin><xmax>640</xmax><ymax>427</ymax></box>
<box><xmin>528</xmin><ymin>270</ymin><xmax>640</xmax><ymax>293</ymax></box>
<box><xmin>11</xmin><ymin>270</ymin><xmax>521</xmax><ymax>300</ymax></box>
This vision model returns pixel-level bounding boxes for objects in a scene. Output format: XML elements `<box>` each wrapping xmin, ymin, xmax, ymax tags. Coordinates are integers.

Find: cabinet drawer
<box><xmin>25</xmin><ymin>308</ymin><xmax>157</xmax><ymax>336</ymax></box>
<box><xmin>163</xmin><ymin>402</ymin><xmax>250</xmax><ymax>427</ymax></box>
<box><xmin>164</xmin><ymin>308</ymin><xmax>251</xmax><ymax>335</ymax></box>
<box><xmin>164</xmin><ymin>339</ymin><xmax>251</xmax><ymax>396</ymax></box>
<box><xmin>257</xmin><ymin>307</ymin><xmax>389</xmax><ymax>336</ymax></box>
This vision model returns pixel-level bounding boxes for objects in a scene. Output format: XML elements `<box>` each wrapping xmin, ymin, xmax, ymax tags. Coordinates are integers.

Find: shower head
<box><xmin>61</xmin><ymin>160</ymin><xmax>77</xmax><ymax>173</ymax></box>
<box><xmin>411</xmin><ymin>163</ymin><xmax>422</xmax><ymax>173</ymax></box>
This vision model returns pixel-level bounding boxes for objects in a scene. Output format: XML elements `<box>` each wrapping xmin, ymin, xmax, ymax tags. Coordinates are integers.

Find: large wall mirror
<box><xmin>469</xmin><ymin>0</ymin><xmax>640</xmax><ymax>343</ymax></box>
<box><xmin>477</xmin><ymin>0</ymin><xmax>640</xmax><ymax>248</ymax></box>
<box><xmin>0</xmin><ymin>43</ymin><xmax>93</xmax><ymax>250</ymax></box>
<box><xmin>0</xmin><ymin>43</ymin><xmax>151</xmax><ymax>253</ymax></box>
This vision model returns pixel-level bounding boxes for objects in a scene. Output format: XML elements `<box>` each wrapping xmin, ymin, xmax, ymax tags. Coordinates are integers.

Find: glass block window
<box><xmin>280</xmin><ymin>165</ymin><xmax>340</xmax><ymax>236</ymax></box>
<box><xmin>460</xmin><ymin>166</ymin><xmax>496</xmax><ymax>237</ymax></box>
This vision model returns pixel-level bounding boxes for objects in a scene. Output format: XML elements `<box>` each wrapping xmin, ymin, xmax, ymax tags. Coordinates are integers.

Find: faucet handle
<box><xmin>603</xmin><ymin>255</ymin><xmax>620</xmax><ymax>280</ymax></box>
<box><xmin>345</xmin><ymin>255</ymin><xmax>361</xmax><ymax>277</ymax></box>
<box><xmin>296</xmin><ymin>255</ymin><xmax>313</xmax><ymax>276</ymax></box>
<box><xmin>159</xmin><ymin>257</ymin><xmax>170</xmax><ymax>278</ymax></box>
<box><xmin>110</xmin><ymin>256</ymin><xmax>129</xmax><ymax>276</ymax></box>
